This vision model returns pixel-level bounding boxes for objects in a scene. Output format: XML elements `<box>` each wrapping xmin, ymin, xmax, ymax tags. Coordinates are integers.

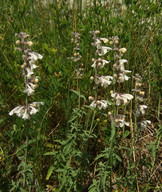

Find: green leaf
<box><xmin>70</xmin><ymin>90</ymin><xmax>86</xmax><ymax>101</ymax></box>
<box><xmin>44</xmin><ymin>151</ymin><xmax>56</xmax><ymax>156</ymax></box>
<box><xmin>123</xmin><ymin>130</ymin><xmax>130</xmax><ymax>138</ymax></box>
<box><xmin>46</xmin><ymin>165</ymin><xmax>55</xmax><ymax>180</ymax></box>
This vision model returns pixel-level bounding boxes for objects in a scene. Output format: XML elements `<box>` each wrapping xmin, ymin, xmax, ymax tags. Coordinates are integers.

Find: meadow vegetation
<box><xmin>0</xmin><ymin>0</ymin><xmax>161</xmax><ymax>191</ymax></box>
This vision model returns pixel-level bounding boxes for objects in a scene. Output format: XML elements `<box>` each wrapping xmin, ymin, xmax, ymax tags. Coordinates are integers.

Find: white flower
<box><xmin>28</xmin><ymin>52</ymin><xmax>43</xmax><ymax>61</ymax></box>
<box><xmin>9</xmin><ymin>105</ymin><xmax>25</xmax><ymax>117</ymax></box>
<box><xmin>118</xmin><ymin>59</ymin><xmax>128</xmax><ymax>70</ymax></box>
<box><xmin>111</xmin><ymin>93</ymin><xmax>134</xmax><ymax>105</ymax></box>
<box><xmin>25</xmin><ymin>67</ymin><xmax>34</xmax><ymax>79</ymax></box>
<box><xmin>118</xmin><ymin>70</ymin><xmax>131</xmax><ymax>83</ymax></box>
<box><xmin>23</xmin><ymin>83</ymin><xmax>36</xmax><ymax>96</ymax></box>
<box><xmin>118</xmin><ymin>119</ymin><xmax>130</xmax><ymax>127</ymax></box>
<box><xmin>136</xmin><ymin>105</ymin><xmax>148</xmax><ymax>116</ymax></box>
<box><xmin>92</xmin><ymin>59</ymin><xmax>110</xmax><ymax>68</ymax></box>
<box><xmin>139</xmin><ymin>120</ymin><xmax>151</xmax><ymax>129</ymax></box>
<box><xmin>95</xmin><ymin>76</ymin><xmax>113</xmax><ymax>87</ymax></box>
<box><xmin>29</xmin><ymin>102</ymin><xmax>44</xmax><ymax>114</ymax></box>
<box><xmin>99</xmin><ymin>38</ymin><xmax>108</xmax><ymax>44</ymax></box>
<box><xmin>97</xmin><ymin>46</ymin><xmax>112</xmax><ymax>56</ymax></box>
<box><xmin>22</xmin><ymin>108</ymin><xmax>30</xmax><ymax>120</ymax></box>
<box><xmin>90</xmin><ymin>100</ymin><xmax>109</xmax><ymax>110</ymax></box>
<box><xmin>9</xmin><ymin>105</ymin><xmax>29</xmax><ymax>120</ymax></box>
<box><xmin>29</xmin><ymin>62</ymin><xmax>38</xmax><ymax>70</ymax></box>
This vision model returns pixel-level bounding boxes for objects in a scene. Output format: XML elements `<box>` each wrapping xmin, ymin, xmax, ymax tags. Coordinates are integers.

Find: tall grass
<box><xmin>0</xmin><ymin>0</ymin><xmax>161</xmax><ymax>191</ymax></box>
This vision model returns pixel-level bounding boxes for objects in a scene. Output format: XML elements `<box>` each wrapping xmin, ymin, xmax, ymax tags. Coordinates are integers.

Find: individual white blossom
<box><xmin>9</xmin><ymin>106</ymin><xmax>25</xmax><ymax>117</ymax></box>
<box><xmin>139</xmin><ymin>120</ymin><xmax>151</xmax><ymax>129</ymax></box>
<box><xmin>95</xmin><ymin>76</ymin><xmax>113</xmax><ymax>87</ymax></box>
<box><xmin>9</xmin><ymin>102</ymin><xmax>44</xmax><ymax>119</ymax></box>
<box><xmin>25</xmin><ymin>67</ymin><xmax>34</xmax><ymax>79</ymax></box>
<box><xmin>92</xmin><ymin>59</ymin><xmax>110</xmax><ymax>68</ymax></box>
<box><xmin>115</xmin><ymin>115</ymin><xmax>130</xmax><ymax>127</ymax></box>
<box><xmin>136</xmin><ymin>105</ymin><xmax>148</xmax><ymax>116</ymax></box>
<box><xmin>23</xmin><ymin>82</ymin><xmax>37</xmax><ymax>96</ymax></box>
<box><xmin>22</xmin><ymin>108</ymin><xmax>30</xmax><ymax>120</ymax></box>
<box><xmin>90</xmin><ymin>100</ymin><xmax>110</xmax><ymax>110</ymax></box>
<box><xmin>29</xmin><ymin>102</ymin><xmax>44</xmax><ymax>115</ymax></box>
<box><xmin>28</xmin><ymin>52</ymin><xmax>43</xmax><ymax>62</ymax></box>
<box><xmin>118</xmin><ymin>59</ymin><xmax>128</xmax><ymax>70</ymax></box>
<box><xmin>96</xmin><ymin>46</ymin><xmax>112</xmax><ymax>56</ymax></box>
<box><xmin>111</xmin><ymin>92</ymin><xmax>134</xmax><ymax>105</ymax></box>
<box><xmin>117</xmin><ymin>70</ymin><xmax>131</xmax><ymax>83</ymax></box>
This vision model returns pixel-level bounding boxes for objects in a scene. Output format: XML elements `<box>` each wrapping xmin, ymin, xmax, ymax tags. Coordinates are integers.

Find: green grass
<box><xmin>0</xmin><ymin>0</ymin><xmax>161</xmax><ymax>191</ymax></box>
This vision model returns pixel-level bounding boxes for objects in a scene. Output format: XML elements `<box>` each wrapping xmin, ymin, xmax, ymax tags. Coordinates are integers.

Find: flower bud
<box><xmin>89</xmin><ymin>96</ymin><xmax>94</xmax><ymax>101</ymax></box>
<box><xmin>103</xmin><ymin>39</ymin><xmax>108</xmax><ymax>44</ymax></box>
<box><xmin>108</xmin><ymin>112</ymin><xmax>112</xmax><ymax>115</ymax></box>
<box><xmin>115</xmin><ymin>40</ymin><xmax>119</xmax><ymax>45</ymax></box>
<box><xmin>138</xmin><ymin>83</ymin><xmax>142</xmax><ymax>87</ymax></box>
<box><xmin>110</xmin><ymin>90</ymin><xmax>114</xmax><ymax>94</ymax></box>
<box><xmin>110</xmin><ymin>41</ymin><xmax>113</xmax><ymax>45</ymax></box>
<box><xmin>103</xmin><ymin>120</ymin><xmax>107</xmax><ymax>123</ymax></box>
<box><xmin>92</xmin><ymin>58</ymin><xmax>95</xmax><ymax>62</ymax></box>
<box><xmin>98</xmin><ymin>58</ymin><xmax>102</xmax><ymax>62</ymax></box>
<box><xmin>140</xmin><ymin>91</ymin><xmax>145</xmax><ymax>95</ymax></box>
<box><xmin>23</xmin><ymin>62</ymin><xmax>27</xmax><ymax>66</ymax></box>
<box><xmin>96</xmin><ymin>100</ymin><xmax>101</xmax><ymax>105</ymax></box>
<box><xmin>27</xmin><ymin>41</ymin><xmax>33</xmax><ymax>47</ymax></box>
<box><xmin>90</xmin><ymin>76</ymin><xmax>94</xmax><ymax>81</ymax></box>
<box><xmin>16</xmin><ymin>40</ymin><xmax>21</xmax><ymax>45</ymax></box>
<box><xmin>34</xmin><ymin>78</ymin><xmax>39</xmax><ymax>83</ymax></box>
<box><xmin>113</xmin><ymin>74</ymin><xmax>117</xmax><ymax>78</ymax></box>
<box><xmin>21</xmin><ymin>64</ymin><xmax>25</xmax><ymax>69</ymax></box>
<box><xmin>95</xmin><ymin>30</ymin><xmax>100</xmax><ymax>34</ymax></box>
<box><xmin>119</xmin><ymin>48</ymin><xmax>127</xmax><ymax>54</ymax></box>
<box><xmin>74</xmin><ymin>52</ymin><xmax>77</xmax><ymax>56</ymax></box>
<box><xmin>76</xmin><ymin>52</ymin><xmax>80</xmax><ymax>56</ymax></box>
<box><xmin>115</xmin><ymin>119</ymin><xmax>119</xmax><ymax>123</ymax></box>
<box><xmin>98</xmin><ymin>62</ymin><xmax>102</xmax><ymax>67</ymax></box>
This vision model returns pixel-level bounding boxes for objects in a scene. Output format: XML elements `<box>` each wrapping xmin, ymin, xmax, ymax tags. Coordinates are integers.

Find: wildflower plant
<box><xmin>8</xmin><ymin>32</ymin><xmax>44</xmax><ymax>190</ymax></box>
<box><xmin>9</xmin><ymin>32</ymin><xmax>44</xmax><ymax>119</ymax></box>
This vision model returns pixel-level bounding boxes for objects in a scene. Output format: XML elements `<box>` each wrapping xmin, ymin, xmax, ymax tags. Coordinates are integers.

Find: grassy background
<box><xmin>0</xmin><ymin>0</ymin><xmax>161</xmax><ymax>191</ymax></box>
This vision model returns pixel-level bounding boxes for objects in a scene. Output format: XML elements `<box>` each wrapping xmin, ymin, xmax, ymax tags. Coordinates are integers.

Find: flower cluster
<box><xmin>133</xmin><ymin>73</ymin><xmax>151</xmax><ymax>129</ymax></box>
<box><xmin>9</xmin><ymin>32</ymin><xmax>44</xmax><ymax>120</ymax></box>
<box><xmin>71</xmin><ymin>32</ymin><xmax>84</xmax><ymax>77</ymax></box>
<box><xmin>109</xmin><ymin>36</ymin><xmax>133</xmax><ymax>127</ymax></box>
<box><xmin>109</xmin><ymin>112</ymin><xmax>130</xmax><ymax>128</ymax></box>
<box><xmin>89</xmin><ymin>30</ymin><xmax>112</xmax><ymax>110</ymax></box>
<box><xmin>110</xmin><ymin>91</ymin><xmax>133</xmax><ymax>106</ymax></box>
